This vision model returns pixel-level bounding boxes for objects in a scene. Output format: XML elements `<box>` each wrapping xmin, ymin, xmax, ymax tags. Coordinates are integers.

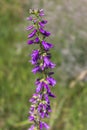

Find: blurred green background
<box><xmin>0</xmin><ymin>0</ymin><xmax>87</xmax><ymax>130</ymax></box>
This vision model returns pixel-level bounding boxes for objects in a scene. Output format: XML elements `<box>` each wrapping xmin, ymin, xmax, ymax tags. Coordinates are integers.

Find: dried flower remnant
<box><xmin>26</xmin><ymin>9</ymin><xmax>56</xmax><ymax>130</ymax></box>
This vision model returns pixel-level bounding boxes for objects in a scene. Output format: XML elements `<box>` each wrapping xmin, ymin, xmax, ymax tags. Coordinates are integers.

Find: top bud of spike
<box><xmin>29</xmin><ymin>9</ymin><xmax>45</xmax><ymax>17</ymax></box>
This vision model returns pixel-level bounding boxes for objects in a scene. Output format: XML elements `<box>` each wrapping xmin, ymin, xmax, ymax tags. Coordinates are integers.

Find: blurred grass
<box><xmin>0</xmin><ymin>0</ymin><xmax>87</xmax><ymax>130</ymax></box>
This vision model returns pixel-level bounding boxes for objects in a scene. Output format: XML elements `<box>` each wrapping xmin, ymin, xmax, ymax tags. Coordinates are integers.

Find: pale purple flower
<box><xmin>28</xmin><ymin>125</ymin><xmax>35</xmax><ymax>130</ymax></box>
<box><xmin>26</xmin><ymin>25</ymin><xmax>34</xmax><ymax>30</ymax></box>
<box><xmin>26</xmin><ymin>16</ymin><xmax>33</xmax><ymax>21</ymax></box>
<box><xmin>39</xmin><ymin>9</ymin><xmax>45</xmax><ymax>16</ymax></box>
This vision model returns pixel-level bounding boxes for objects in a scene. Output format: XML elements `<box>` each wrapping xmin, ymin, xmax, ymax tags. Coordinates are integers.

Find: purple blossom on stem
<box><xmin>27</xmin><ymin>37</ymin><xmax>40</xmax><ymax>45</ymax></box>
<box><xmin>46</xmin><ymin>76</ymin><xmax>56</xmax><ymax>86</ymax></box>
<box><xmin>39</xmin><ymin>20</ymin><xmax>47</xmax><ymax>27</ymax></box>
<box><xmin>40</xmin><ymin>122</ymin><xmax>49</xmax><ymax>130</ymax></box>
<box><xmin>30</xmin><ymin>50</ymin><xmax>39</xmax><ymax>65</ymax></box>
<box><xmin>27</xmin><ymin>9</ymin><xmax>56</xmax><ymax>130</ymax></box>
<box><xmin>39</xmin><ymin>9</ymin><xmax>45</xmax><ymax>16</ymax></box>
<box><xmin>35</xmin><ymin>80</ymin><xmax>50</xmax><ymax>93</ymax></box>
<box><xmin>43</xmin><ymin>56</ymin><xmax>56</xmax><ymax>69</ymax></box>
<box><xmin>26</xmin><ymin>25</ymin><xmax>34</xmax><ymax>30</ymax></box>
<box><xmin>42</xmin><ymin>40</ymin><xmax>54</xmax><ymax>50</ymax></box>
<box><xmin>32</xmin><ymin>66</ymin><xmax>40</xmax><ymax>74</ymax></box>
<box><xmin>34</xmin><ymin>37</ymin><xmax>40</xmax><ymax>43</ymax></box>
<box><xmin>26</xmin><ymin>16</ymin><xmax>33</xmax><ymax>21</ymax></box>
<box><xmin>27</xmin><ymin>39</ymin><xmax>34</xmax><ymax>45</ymax></box>
<box><xmin>39</xmin><ymin>28</ymin><xmax>51</xmax><ymax>37</ymax></box>
<box><xmin>28</xmin><ymin>125</ymin><xmax>35</xmax><ymax>130</ymax></box>
<box><xmin>28</xmin><ymin>29</ymin><xmax>37</xmax><ymax>38</ymax></box>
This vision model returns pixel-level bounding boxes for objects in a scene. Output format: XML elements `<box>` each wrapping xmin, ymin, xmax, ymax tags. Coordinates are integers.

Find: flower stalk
<box><xmin>26</xmin><ymin>9</ymin><xmax>56</xmax><ymax>130</ymax></box>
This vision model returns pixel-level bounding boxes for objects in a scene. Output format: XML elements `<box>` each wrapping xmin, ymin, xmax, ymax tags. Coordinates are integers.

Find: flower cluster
<box><xmin>26</xmin><ymin>9</ymin><xmax>56</xmax><ymax>130</ymax></box>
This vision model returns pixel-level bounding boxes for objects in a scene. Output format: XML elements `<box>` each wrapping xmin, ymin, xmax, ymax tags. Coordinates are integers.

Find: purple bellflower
<box><xmin>27</xmin><ymin>9</ymin><xmax>56</xmax><ymax>130</ymax></box>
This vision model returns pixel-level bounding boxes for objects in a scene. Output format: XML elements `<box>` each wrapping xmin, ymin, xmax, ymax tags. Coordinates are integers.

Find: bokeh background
<box><xmin>0</xmin><ymin>0</ymin><xmax>87</xmax><ymax>130</ymax></box>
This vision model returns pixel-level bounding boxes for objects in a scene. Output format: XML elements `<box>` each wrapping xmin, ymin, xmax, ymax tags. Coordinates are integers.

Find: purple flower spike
<box><xmin>28</xmin><ymin>29</ymin><xmax>37</xmax><ymax>38</ymax></box>
<box><xmin>27</xmin><ymin>9</ymin><xmax>56</xmax><ymax>130</ymax></box>
<box><xmin>42</xmin><ymin>40</ymin><xmax>54</xmax><ymax>50</ymax></box>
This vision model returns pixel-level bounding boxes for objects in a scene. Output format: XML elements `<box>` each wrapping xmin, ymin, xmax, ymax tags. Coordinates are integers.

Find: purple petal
<box><xmin>45</xmin><ymin>31</ymin><xmax>51</xmax><ymax>36</ymax></box>
<box><xmin>41</xmin><ymin>20</ymin><xmax>47</xmax><ymax>24</ymax></box>
<box><xmin>49</xmin><ymin>62</ymin><xmax>56</xmax><ymax>68</ymax></box>
<box><xmin>42</xmin><ymin>41</ymin><xmax>53</xmax><ymax>50</ymax></box>
<box><xmin>39</xmin><ymin>28</ymin><xmax>51</xmax><ymax>37</ymax></box>
<box><xmin>29</xmin><ymin>115</ymin><xmax>34</xmax><ymax>121</ymax></box>
<box><xmin>36</xmin><ymin>82</ymin><xmax>42</xmax><ymax>93</ymax></box>
<box><xmin>46</xmin><ymin>77</ymin><xmax>56</xmax><ymax>86</ymax></box>
<box><xmin>26</xmin><ymin>25</ymin><xmax>34</xmax><ymax>30</ymax></box>
<box><xmin>43</xmin><ymin>56</ymin><xmax>56</xmax><ymax>69</ymax></box>
<box><xmin>30</xmin><ymin>50</ymin><xmax>39</xmax><ymax>65</ymax></box>
<box><xmin>26</xmin><ymin>16</ymin><xmax>33</xmax><ymax>21</ymax></box>
<box><xmin>27</xmin><ymin>40</ymin><xmax>34</xmax><ymax>45</ymax></box>
<box><xmin>30</xmin><ymin>106</ymin><xmax>34</xmax><ymax>112</ymax></box>
<box><xmin>39</xmin><ymin>28</ymin><xmax>45</xmax><ymax>34</ymax></box>
<box><xmin>39</xmin><ymin>9</ymin><xmax>45</xmax><ymax>16</ymax></box>
<box><xmin>35</xmin><ymin>78</ymin><xmax>40</xmax><ymax>86</ymax></box>
<box><xmin>34</xmin><ymin>37</ymin><xmax>40</xmax><ymax>43</ymax></box>
<box><xmin>32</xmin><ymin>66</ymin><xmax>40</xmax><ymax>74</ymax></box>
<box><xmin>44</xmin><ymin>82</ymin><xmax>50</xmax><ymax>92</ymax></box>
<box><xmin>48</xmin><ymin>92</ymin><xmax>56</xmax><ymax>98</ymax></box>
<box><xmin>40</xmin><ymin>121</ymin><xmax>49</xmax><ymax>130</ymax></box>
<box><xmin>44</xmin><ymin>94</ymin><xmax>49</xmax><ymax>102</ymax></box>
<box><xmin>28</xmin><ymin>125</ymin><xmax>35</xmax><ymax>130</ymax></box>
<box><xmin>39</xmin><ymin>20</ymin><xmax>47</xmax><ymax>28</ymax></box>
<box><xmin>39</xmin><ymin>22</ymin><xmax>45</xmax><ymax>28</ymax></box>
<box><xmin>28</xmin><ymin>29</ymin><xmax>37</xmax><ymax>38</ymax></box>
